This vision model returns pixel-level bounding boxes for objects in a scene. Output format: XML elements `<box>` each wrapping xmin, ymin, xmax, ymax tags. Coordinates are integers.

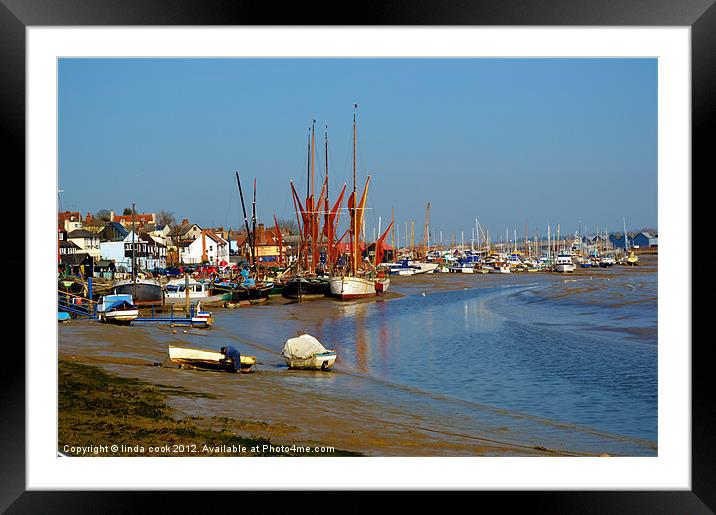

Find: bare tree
<box><xmin>276</xmin><ymin>218</ymin><xmax>298</xmax><ymax>234</ymax></box>
<box><xmin>158</xmin><ymin>209</ymin><xmax>176</xmax><ymax>226</ymax></box>
<box><xmin>95</xmin><ymin>209</ymin><xmax>112</xmax><ymax>221</ymax></box>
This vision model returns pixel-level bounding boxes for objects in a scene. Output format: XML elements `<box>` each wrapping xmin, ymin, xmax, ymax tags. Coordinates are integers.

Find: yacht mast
<box><xmin>131</xmin><ymin>201</ymin><xmax>136</xmax><ymax>298</ymax></box>
<box><xmin>351</xmin><ymin>105</ymin><xmax>357</xmax><ymax>275</ymax></box>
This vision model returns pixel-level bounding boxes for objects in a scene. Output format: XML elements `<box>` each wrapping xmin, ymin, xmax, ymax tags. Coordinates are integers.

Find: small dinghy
<box><xmin>282</xmin><ymin>333</ymin><xmax>337</xmax><ymax>371</ymax></box>
<box><xmin>168</xmin><ymin>345</ymin><xmax>256</xmax><ymax>373</ymax></box>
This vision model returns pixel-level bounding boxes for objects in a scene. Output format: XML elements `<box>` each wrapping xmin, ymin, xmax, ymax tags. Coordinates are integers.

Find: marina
<box><xmin>54</xmin><ymin>58</ymin><xmax>661</xmax><ymax>461</ymax></box>
<box><xmin>59</xmin><ymin>254</ymin><xmax>657</xmax><ymax>456</ymax></box>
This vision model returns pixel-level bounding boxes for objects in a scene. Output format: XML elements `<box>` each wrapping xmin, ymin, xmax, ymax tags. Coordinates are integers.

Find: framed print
<box><xmin>4</xmin><ymin>0</ymin><xmax>709</xmax><ymax>511</ymax></box>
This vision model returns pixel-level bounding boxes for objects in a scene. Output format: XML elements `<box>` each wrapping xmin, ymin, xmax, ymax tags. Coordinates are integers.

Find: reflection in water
<box><xmin>326</xmin><ymin>274</ymin><xmax>657</xmax><ymax>444</ymax></box>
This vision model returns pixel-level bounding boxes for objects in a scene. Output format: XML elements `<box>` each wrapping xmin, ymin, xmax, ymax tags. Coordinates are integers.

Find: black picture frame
<box><xmin>4</xmin><ymin>1</ymin><xmax>707</xmax><ymax>511</ymax></box>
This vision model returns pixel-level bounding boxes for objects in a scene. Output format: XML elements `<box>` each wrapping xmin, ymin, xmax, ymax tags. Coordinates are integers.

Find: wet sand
<box><xmin>59</xmin><ymin>333</ymin><xmax>553</xmax><ymax>457</ymax></box>
<box><xmin>58</xmin><ymin>258</ymin><xmax>656</xmax><ymax>457</ymax></box>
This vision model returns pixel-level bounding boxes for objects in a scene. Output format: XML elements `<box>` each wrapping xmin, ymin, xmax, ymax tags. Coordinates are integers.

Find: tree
<box><xmin>94</xmin><ymin>209</ymin><xmax>111</xmax><ymax>221</ymax></box>
<box><xmin>158</xmin><ymin>209</ymin><xmax>176</xmax><ymax>227</ymax></box>
<box><xmin>123</xmin><ymin>207</ymin><xmax>133</xmax><ymax>216</ymax></box>
<box><xmin>276</xmin><ymin>218</ymin><xmax>298</xmax><ymax>234</ymax></box>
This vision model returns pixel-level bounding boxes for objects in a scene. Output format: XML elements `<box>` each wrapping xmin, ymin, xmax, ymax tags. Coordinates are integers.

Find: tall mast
<box><xmin>131</xmin><ymin>201</ymin><xmax>136</xmax><ymax>298</ymax></box>
<box><xmin>306</xmin><ymin>128</ymin><xmax>311</xmax><ymax>199</ymax></box>
<box><xmin>252</xmin><ymin>178</ymin><xmax>257</xmax><ymax>274</ymax></box>
<box><xmin>311</xmin><ymin>119</ymin><xmax>316</xmax><ymax>201</ymax></box>
<box><xmin>351</xmin><ymin>104</ymin><xmax>357</xmax><ymax>274</ymax></box>
<box><xmin>324</xmin><ymin>125</ymin><xmax>330</xmax><ymax>271</ymax></box>
<box><xmin>235</xmin><ymin>172</ymin><xmax>255</xmax><ymax>272</ymax></box>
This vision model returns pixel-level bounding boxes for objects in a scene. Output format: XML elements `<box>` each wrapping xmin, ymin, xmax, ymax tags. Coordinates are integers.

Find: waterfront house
<box><xmin>98</xmin><ymin>221</ymin><xmax>130</xmax><ymax>242</ymax></box>
<box><xmin>59</xmin><ymin>239</ymin><xmax>80</xmax><ymax>257</ymax></box>
<box><xmin>149</xmin><ymin>224</ymin><xmax>171</xmax><ymax>245</ymax></box>
<box><xmin>177</xmin><ymin>230</ymin><xmax>229</xmax><ymax>265</ymax></box>
<box><xmin>59</xmin><ymin>252</ymin><xmax>93</xmax><ymax>277</ymax></box>
<box><xmin>633</xmin><ymin>232</ymin><xmax>658</xmax><ymax>248</ymax></box>
<box><xmin>111</xmin><ymin>211</ymin><xmax>156</xmax><ymax>228</ymax></box>
<box><xmin>608</xmin><ymin>233</ymin><xmax>634</xmax><ymax>250</ymax></box>
<box><xmin>67</xmin><ymin>229</ymin><xmax>101</xmax><ymax>258</ymax></box>
<box><xmin>58</xmin><ymin>211</ymin><xmax>83</xmax><ymax>232</ymax></box>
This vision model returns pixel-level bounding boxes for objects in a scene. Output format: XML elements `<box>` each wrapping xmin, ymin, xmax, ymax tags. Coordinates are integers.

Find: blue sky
<box><xmin>58</xmin><ymin>58</ymin><xmax>657</xmax><ymax>242</ymax></box>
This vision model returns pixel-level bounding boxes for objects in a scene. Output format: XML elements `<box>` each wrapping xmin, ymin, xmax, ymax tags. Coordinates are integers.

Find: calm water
<box><xmin>221</xmin><ymin>262</ymin><xmax>657</xmax><ymax>450</ymax></box>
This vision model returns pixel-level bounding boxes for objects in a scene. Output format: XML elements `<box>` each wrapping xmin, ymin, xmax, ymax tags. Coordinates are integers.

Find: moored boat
<box><xmin>112</xmin><ymin>278</ymin><xmax>164</xmax><ymax>307</ymax></box>
<box><xmin>96</xmin><ymin>294</ymin><xmax>139</xmax><ymax>324</ymax></box>
<box><xmin>489</xmin><ymin>263</ymin><xmax>512</xmax><ymax>274</ymax></box>
<box><xmin>448</xmin><ymin>263</ymin><xmax>475</xmax><ymax>273</ymax></box>
<box><xmin>281</xmin><ymin>276</ymin><xmax>330</xmax><ymax>300</ymax></box>
<box><xmin>328</xmin><ymin>105</ymin><xmax>392</xmax><ymax>301</ymax></box>
<box><xmin>329</xmin><ymin>275</ymin><xmax>379</xmax><ymax>299</ymax></box>
<box><xmin>554</xmin><ymin>254</ymin><xmax>576</xmax><ymax>273</ymax></box>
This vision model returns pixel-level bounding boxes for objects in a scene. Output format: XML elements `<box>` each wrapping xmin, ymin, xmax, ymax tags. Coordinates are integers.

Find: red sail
<box><xmin>375</xmin><ymin>220</ymin><xmax>394</xmax><ymax>266</ymax></box>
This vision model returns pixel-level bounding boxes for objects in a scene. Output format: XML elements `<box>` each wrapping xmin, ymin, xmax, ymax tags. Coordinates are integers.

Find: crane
<box><xmin>422</xmin><ymin>202</ymin><xmax>431</xmax><ymax>246</ymax></box>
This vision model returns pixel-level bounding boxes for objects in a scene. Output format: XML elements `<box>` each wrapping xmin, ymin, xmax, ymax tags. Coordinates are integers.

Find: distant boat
<box><xmin>163</xmin><ymin>278</ymin><xmax>231</xmax><ymax>305</ymax></box>
<box><xmin>409</xmin><ymin>261</ymin><xmax>439</xmax><ymax>274</ymax></box>
<box><xmin>554</xmin><ymin>254</ymin><xmax>576</xmax><ymax>273</ymax></box>
<box><xmin>281</xmin><ymin>276</ymin><xmax>330</xmax><ymax>300</ymax></box>
<box><xmin>448</xmin><ymin>263</ymin><xmax>475</xmax><ymax>273</ymax></box>
<box><xmin>282</xmin><ymin>334</ymin><xmax>337</xmax><ymax>371</ymax></box>
<box><xmin>96</xmin><ymin>294</ymin><xmax>139</xmax><ymax>324</ymax></box>
<box><xmin>168</xmin><ymin>345</ymin><xmax>256</xmax><ymax>373</ymax></box>
<box><xmin>489</xmin><ymin>263</ymin><xmax>511</xmax><ymax>274</ymax></box>
<box><xmin>210</xmin><ymin>279</ymin><xmax>273</xmax><ymax>304</ymax></box>
<box><xmin>625</xmin><ymin>250</ymin><xmax>639</xmax><ymax>266</ymax></box>
<box><xmin>112</xmin><ymin>278</ymin><xmax>164</xmax><ymax>307</ymax></box>
<box><xmin>599</xmin><ymin>255</ymin><xmax>616</xmax><ymax>267</ymax></box>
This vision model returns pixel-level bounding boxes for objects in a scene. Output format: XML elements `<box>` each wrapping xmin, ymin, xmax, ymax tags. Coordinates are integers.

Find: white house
<box><xmin>149</xmin><ymin>224</ymin><xmax>172</xmax><ymax>245</ymax></box>
<box><xmin>100</xmin><ymin>231</ymin><xmax>166</xmax><ymax>272</ymax></box>
<box><xmin>67</xmin><ymin>229</ymin><xmax>101</xmax><ymax>258</ymax></box>
<box><xmin>178</xmin><ymin>230</ymin><xmax>229</xmax><ymax>265</ymax></box>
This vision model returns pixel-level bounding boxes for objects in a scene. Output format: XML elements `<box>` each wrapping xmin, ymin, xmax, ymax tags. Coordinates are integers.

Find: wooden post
<box><xmin>184</xmin><ymin>272</ymin><xmax>190</xmax><ymax>317</ymax></box>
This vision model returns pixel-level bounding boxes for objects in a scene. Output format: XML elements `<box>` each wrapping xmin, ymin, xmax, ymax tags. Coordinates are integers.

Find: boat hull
<box><xmin>284</xmin><ymin>351</ymin><xmax>337</xmax><ymax>371</ymax></box>
<box><xmin>281</xmin><ymin>277</ymin><xmax>330</xmax><ymax>300</ymax></box>
<box><xmin>168</xmin><ymin>346</ymin><xmax>256</xmax><ymax>373</ymax></box>
<box><xmin>210</xmin><ymin>283</ymin><xmax>273</xmax><ymax>304</ymax></box>
<box><xmin>555</xmin><ymin>264</ymin><xmax>576</xmax><ymax>273</ymax></box>
<box><xmin>328</xmin><ymin>276</ymin><xmax>380</xmax><ymax>299</ymax></box>
<box><xmin>99</xmin><ymin>309</ymin><xmax>139</xmax><ymax>324</ymax></box>
<box><xmin>112</xmin><ymin>280</ymin><xmax>164</xmax><ymax>307</ymax></box>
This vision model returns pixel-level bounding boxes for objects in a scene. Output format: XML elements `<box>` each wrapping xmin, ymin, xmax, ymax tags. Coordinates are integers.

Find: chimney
<box><xmin>253</xmin><ymin>224</ymin><xmax>262</xmax><ymax>245</ymax></box>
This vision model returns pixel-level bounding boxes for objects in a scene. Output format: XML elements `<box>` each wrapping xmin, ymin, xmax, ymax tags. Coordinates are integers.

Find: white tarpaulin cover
<box><xmin>282</xmin><ymin>334</ymin><xmax>328</xmax><ymax>360</ymax></box>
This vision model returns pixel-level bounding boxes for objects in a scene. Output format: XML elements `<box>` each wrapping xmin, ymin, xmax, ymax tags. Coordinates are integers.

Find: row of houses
<box><xmin>58</xmin><ymin>210</ymin><xmax>295</xmax><ymax>275</ymax></box>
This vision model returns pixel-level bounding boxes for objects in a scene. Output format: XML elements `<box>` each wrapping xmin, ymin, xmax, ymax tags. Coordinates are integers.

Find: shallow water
<box><xmin>58</xmin><ymin>257</ymin><xmax>657</xmax><ymax>456</ymax></box>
